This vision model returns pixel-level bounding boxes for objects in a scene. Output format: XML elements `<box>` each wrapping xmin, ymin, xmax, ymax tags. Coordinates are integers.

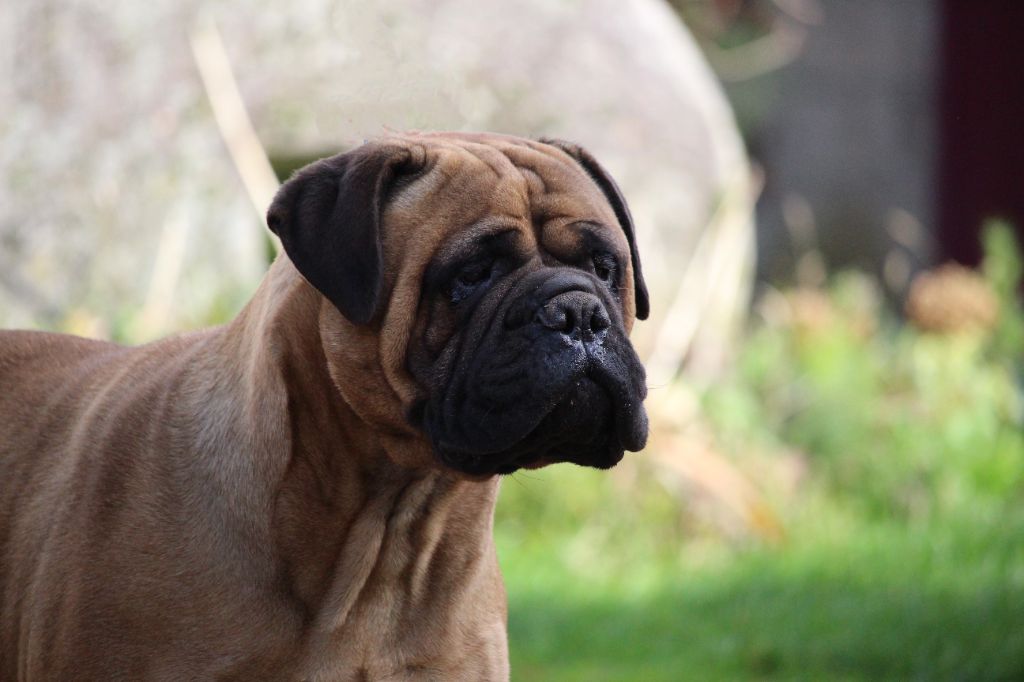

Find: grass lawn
<box><xmin>498</xmin><ymin>470</ymin><xmax>1024</xmax><ymax>681</ymax></box>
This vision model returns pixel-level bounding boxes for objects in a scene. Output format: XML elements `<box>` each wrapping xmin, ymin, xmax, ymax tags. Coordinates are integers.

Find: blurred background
<box><xmin>2</xmin><ymin>0</ymin><xmax>1022</xmax><ymax>679</ymax></box>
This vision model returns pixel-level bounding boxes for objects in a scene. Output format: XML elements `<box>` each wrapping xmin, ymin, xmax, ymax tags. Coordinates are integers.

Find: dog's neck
<box><xmin>211</xmin><ymin>258</ymin><xmax>505</xmax><ymax>664</ymax></box>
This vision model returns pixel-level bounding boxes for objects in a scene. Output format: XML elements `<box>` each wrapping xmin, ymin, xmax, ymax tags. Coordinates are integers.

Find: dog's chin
<box><xmin>435</xmin><ymin>376</ymin><xmax>642</xmax><ymax>478</ymax></box>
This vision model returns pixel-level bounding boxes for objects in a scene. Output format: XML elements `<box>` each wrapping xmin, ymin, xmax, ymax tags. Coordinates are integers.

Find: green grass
<box><xmin>498</xmin><ymin>474</ymin><xmax>1024</xmax><ymax>681</ymax></box>
<box><xmin>496</xmin><ymin>223</ymin><xmax>1024</xmax><ymax>680</ymax></box>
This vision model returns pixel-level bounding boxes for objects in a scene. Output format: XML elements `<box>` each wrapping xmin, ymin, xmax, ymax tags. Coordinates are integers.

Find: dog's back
<box><xmin>0</xmin><ymin>329</ymin><xmax>123</xmax><ymax>418</ymax></box>
<box><xmin>0</xmin><ymin>331</ymin><xmax>127</xmax><ymax>529</ymax></box>
<box><xmin>0</xmin><ymin>330</ymin><xmax>126</xmax><ymax>507</ymax></box>
<box><xmin>0</xmin><ymin>332</ymin><xmax>128</xmax><ymax>674</ymax></box>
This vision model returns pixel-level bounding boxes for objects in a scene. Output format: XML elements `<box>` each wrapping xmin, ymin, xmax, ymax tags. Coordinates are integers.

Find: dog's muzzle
<box><xmin>424</xmin><ymin>268</ymin><xmax>648</xmax><ymax>477</ymax></box>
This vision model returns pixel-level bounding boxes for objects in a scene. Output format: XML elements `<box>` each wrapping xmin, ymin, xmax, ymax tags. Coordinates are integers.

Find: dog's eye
<box><xmin>456</xmin><ymin>262</ymin><xmax>493</xmax><ymax>288</ymax></box>
<box><xmin>592</xmin><ymin>252</ymin><xmax>617</xmax><ymax>284</ymax></box>
<box><xmin>449</xmin><ymin>261</ymin><xmax>494</xmax><ymax>303</ymax></box>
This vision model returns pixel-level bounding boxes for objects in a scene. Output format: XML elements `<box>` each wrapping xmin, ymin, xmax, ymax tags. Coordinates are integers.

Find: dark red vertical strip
<box><xmin>938</xmin><ymin>0</ymin><xmax>1024</xmax><ymax>265</ymax></box>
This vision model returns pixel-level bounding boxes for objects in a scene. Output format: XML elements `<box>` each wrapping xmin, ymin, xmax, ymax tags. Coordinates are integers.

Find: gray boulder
<box><xmin>0</xmin><ymin>0</ymin><xmax>752</xmax><ymax>378</ymax></box>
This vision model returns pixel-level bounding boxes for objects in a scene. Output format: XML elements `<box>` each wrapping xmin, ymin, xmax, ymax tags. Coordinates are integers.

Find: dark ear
<box><xmin>540</xmin><ymin>138</ymin><xmax>650</xmax><ymax>320</ymax></box>
<box><xmin>266</xmin><ymin>143</ymin><xmax>418</xmax><ymax>325</ymax></box>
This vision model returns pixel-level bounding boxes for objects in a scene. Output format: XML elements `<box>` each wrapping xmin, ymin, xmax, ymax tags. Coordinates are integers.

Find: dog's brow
<box><xmin>422</xmin><ymin>223</ymin><xmax>524</xmax><ymax>287</ymax></box>
<box><xmin>438</xmin><ymin>223</ymin><xmax>522</xmax><ymax>263</ymax></box>
<box><xmin>539</xmin><ymin>219</ymin><xmax>626</xmax><ymax>264</ymax></box>
<box><xmin>555</xmin><ymin>219</ymin><xmax>611</xmax><ymax>239</ymax></box>
<box><xmin>568</xmin><ymin>220</ymin><xmax>614</xmax><ymax>240</ymax></box>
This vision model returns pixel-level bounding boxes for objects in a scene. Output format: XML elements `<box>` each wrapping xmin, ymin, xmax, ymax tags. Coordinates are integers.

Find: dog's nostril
<box><xmin>590</xmin><ymin>305</ymin><xmax>610</xmax><ymax>332</ymax></box>
<box><xmin>536</xmin><ymin>301</ymin><xmax>572</xmax><ymax>332</ymax></box>
<box><xmin>536</xmin><ymin>292</ymin><xmax>610</xmax><ymax>337</ymax></box>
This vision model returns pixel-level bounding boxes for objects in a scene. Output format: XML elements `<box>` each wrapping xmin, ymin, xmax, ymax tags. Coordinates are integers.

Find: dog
<box><xmin>0</xmin><ymin>131</ymin><xmax>649</xmax><ymax>680</ymax></box>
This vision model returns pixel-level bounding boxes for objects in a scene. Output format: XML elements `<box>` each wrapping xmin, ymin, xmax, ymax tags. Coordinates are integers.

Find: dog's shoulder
<box><xmin>0</xmin><ymin>331</ymin><xmax>138</xmax><ymax>412</ymax></box>
<box><xmin>0</xmin><ymin>329</ymin><xmax>121</xmax><ymax>377</ymax></box>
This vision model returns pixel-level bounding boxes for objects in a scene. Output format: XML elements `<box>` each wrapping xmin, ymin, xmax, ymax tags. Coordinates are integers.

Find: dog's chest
<box><xmin>296</xmin><ymin>603</ymin><xmax>509</xmax><ymax>681</ymax></box>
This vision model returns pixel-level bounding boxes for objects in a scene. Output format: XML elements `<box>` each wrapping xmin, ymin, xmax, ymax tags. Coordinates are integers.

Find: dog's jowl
<box><xmin>0</xmin><ymin>132</ymin><xmax>648</xmax><ymax>680</ymax></box>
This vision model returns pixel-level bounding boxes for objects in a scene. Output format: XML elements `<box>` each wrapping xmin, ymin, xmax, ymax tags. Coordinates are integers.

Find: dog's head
<box><xmin>267</xmin><ymin>132</ymin><xmax>648</xmax><ymax>476</ymax></box>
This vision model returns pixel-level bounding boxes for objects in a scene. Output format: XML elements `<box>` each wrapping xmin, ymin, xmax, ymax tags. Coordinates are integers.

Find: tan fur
<box><xmin>0</xmin><ymin>132</ymin><xmax>638</xmax><ymax>680</ymax></box>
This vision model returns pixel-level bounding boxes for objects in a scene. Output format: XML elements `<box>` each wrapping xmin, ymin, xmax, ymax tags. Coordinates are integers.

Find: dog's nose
<box><xmin>536</xmin><ymin>291</ymin><xmax>610</xmax><ymax>338</ymax></box>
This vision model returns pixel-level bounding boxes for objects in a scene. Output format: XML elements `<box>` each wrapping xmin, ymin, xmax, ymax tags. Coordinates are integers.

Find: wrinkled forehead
<box><xmin>380</xmin><ymin>133</ymin><xmax>626</xmax><ymax>258</ymax></box>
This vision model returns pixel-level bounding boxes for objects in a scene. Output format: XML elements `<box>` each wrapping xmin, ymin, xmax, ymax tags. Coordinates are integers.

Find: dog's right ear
<box><xmin>267</xmin><ymin>143</ymin><xmax>420</xmax><ymax>325</ymax></box>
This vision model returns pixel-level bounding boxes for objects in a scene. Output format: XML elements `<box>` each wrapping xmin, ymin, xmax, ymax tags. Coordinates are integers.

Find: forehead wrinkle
<box><xmin>389</xmin><ymin>132</ymin><xmax>609</xmax><ymax>248</ymax></box>
<box><xmin>425</xmin><ymin>142</ymin><xmax>500</xmax><ymax>182</ymax></box>
<box><xmin>392</xmin><ymin>143</ymin><xmax>521</xmax><ymax>226</ymax></box>
<box><xmin>443</xmin><ymin>140</ymin><xmax>539</xmax><ymax>230</ymax></box>
<box><xmin>502</xmin><ymin>145</ymin><xmax>612</xmax><ymax>219</ymax></box>
<box><xmin>519</xmin><ymin>166</ymin><xmax>547</xmax><ymax>199</ymax></box>
<box><xmin>495</xmin><ymin>144</ymin><xmax>585</xmax><ymax>227</ymax></box>
<box><xmin>443</xmin><ymin>138</ymin><xmax>520</xmax><ymax>180</ymax></box>
<box><xmin>383</xmin><ymin>132</ymin><xmax>564</xmax><ymax>188</ymax></box>
<box><xmin>496</xmin><ymin>145</ymin><xmax>615</xmax><ymax>244</ymax></box>
<box><xmin>499</xmin><ymin>142</ymin><xmax>583</xmax><ymax>182</ymax></box>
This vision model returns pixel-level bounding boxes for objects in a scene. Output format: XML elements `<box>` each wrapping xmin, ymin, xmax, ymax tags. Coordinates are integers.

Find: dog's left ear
<box><xmin>267</xmin><ymin>143</ymin><xmax>420</xmax><ymax>325</ymax></box>
<box><xmin>540</xmin><ymin>138</ymin><xmax>650</xmax><ymax>320</ymax></box>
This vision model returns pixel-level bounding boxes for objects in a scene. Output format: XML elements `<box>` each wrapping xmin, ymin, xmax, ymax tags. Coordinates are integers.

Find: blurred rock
<box><xmin>0</xmin><ymin>1</ymin><xmax>266</xmax><ymax>337</ymax></box>
<box><xmin>1</xmin><ymin>0</ymin><xmax>753</xmax><ymax>377</ymax></box>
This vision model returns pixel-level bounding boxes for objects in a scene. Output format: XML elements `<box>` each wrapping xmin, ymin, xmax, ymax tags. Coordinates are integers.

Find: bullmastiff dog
<box><xmin>0</xmin><ymin>131</ymin><xmax>649</xmax><ymax>680</ymax></box>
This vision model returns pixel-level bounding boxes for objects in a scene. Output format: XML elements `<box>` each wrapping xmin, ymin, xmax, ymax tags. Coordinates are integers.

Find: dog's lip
<box><xmin>497</xmin><ymin>431</ymin><xmax>625</xmax><ymax>475</ymax></box>
<box><xmin>439</xmin><ymin>374</ymin><xmax>636</xmax><ymax>476</ymax></box>
<box><xmin>583</xmin><ymin>362</ymin><xmax>648</xmax><ymax>453</ymax></box>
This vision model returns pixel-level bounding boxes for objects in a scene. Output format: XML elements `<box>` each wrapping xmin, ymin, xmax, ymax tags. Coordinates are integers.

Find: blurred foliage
<box><xmin>497</xmin><ymin>223</ymin><xmax>1024</xmax><ymax>680</ymax></box>
<box><xmin>983</xmin><ymin>220</ymin><xmax>1024</xmax><ymax>361</ymax></box>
